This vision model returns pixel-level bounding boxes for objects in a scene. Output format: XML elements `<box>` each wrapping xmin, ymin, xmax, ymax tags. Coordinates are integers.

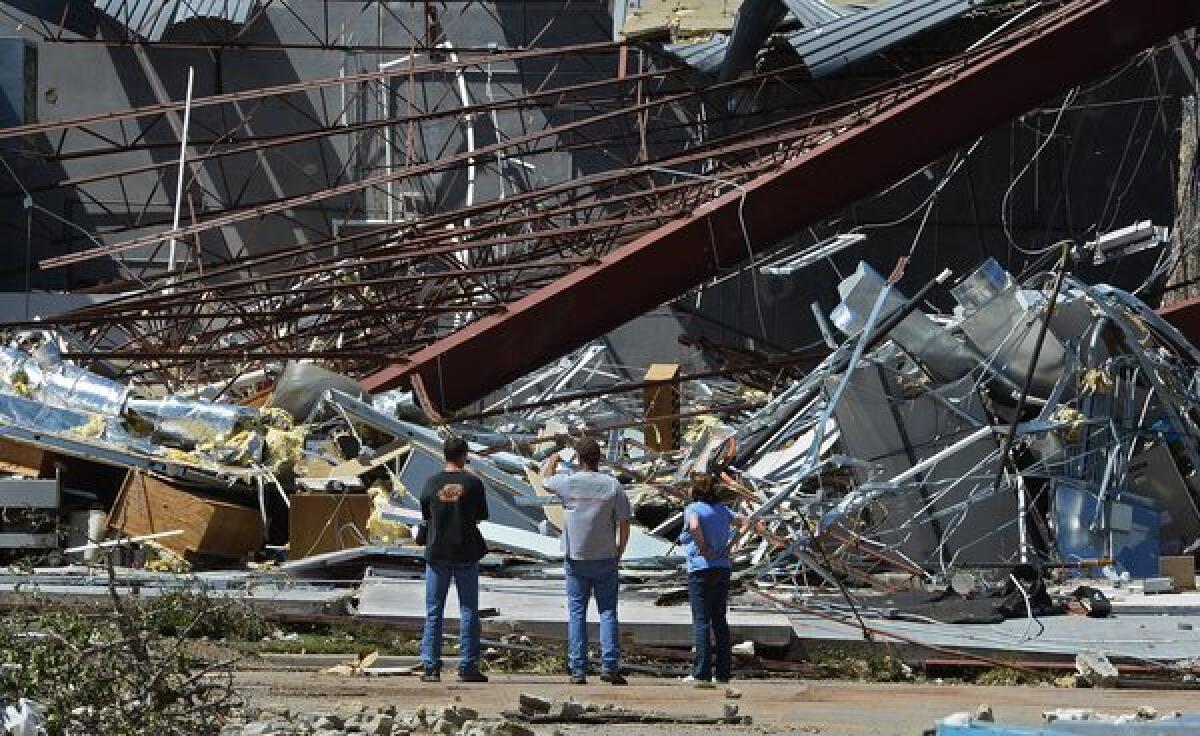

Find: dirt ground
<box><xmin>232</xmin><ymin>670</ymin><xmax>1200</xmax><ymax>735</ymax></box>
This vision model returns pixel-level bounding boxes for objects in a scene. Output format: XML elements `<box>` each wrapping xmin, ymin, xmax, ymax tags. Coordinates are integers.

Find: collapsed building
<box><xmin>0</xmin><ymin>0</ymin><xmax>1198</xmax><ymax>681</ymax></box>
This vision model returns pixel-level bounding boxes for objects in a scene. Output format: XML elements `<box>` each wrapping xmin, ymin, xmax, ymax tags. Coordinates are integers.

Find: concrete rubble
<box><xmin>935</xmin><ymin>706</ymin><xmax>1200</xmax><ymax>735</ymax></box>
<box><xmin>216</xmin><ymin>703</ymin><xmax>530</xmax><ymax>736</ymax></box>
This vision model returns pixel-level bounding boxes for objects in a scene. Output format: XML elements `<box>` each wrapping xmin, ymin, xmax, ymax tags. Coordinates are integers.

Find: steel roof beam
<box><xmin>361</xmin><ymin>0</ymin><xmax>1200</xmax><ymax>409</ymax></box>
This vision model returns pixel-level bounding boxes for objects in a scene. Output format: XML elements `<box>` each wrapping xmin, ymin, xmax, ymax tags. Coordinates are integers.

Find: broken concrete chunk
<box><xmin>517</xmin><ymin>693</ymin><xmax>553</xmax><ymax>714</ymax></box>
<box><xmin>1075</xmin><ymin>651</ymin><xmax>1119</xmax><ymax>688</ymax></box>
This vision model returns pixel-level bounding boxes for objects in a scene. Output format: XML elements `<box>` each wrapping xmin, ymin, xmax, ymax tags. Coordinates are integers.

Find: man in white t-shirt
<box><xmin>542</xmin><ymin>437</ymin><xmax>631</xmax><ymax>685</ymax></box>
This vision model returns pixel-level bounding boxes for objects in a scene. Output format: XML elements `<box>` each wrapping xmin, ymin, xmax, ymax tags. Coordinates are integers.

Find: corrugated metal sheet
<box><xmin>786</xmin><ymin>0</ymin><xmax>983</xmax><ymax>77</ymax></box>
<box><xmin>94</xmin><ymin>0</ymin><xmax>257</xmax><ymax>41</ymax></box>
<box><xmin>662</xmin><ymin>34</ymin><xmax>731</xmax><ymax>76</ymax></box>
<box><xmin>721</xmin><ymin>0</ymin><xmax>790</xmax><ymax>80</ymax></box>
<box><xmin>654</xmin><ymin>0</ymin><xmax>978</xmax><ymax>80</ymax></box>
<box><xmin>659</xmin><ymin>0</ymin><xmax>839</xmax><ymax>78</ymax></box>
<box><xmin>783</xmin><ymin>0</ymin><xmax>847</xmax><ymax>27</ymax></box>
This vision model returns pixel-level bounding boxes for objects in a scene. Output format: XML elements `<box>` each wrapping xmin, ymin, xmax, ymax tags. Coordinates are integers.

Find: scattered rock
<box><xmin>518</xmin><ymin>693</ymin><xmax>552</xmax><ymax>714</ymax></box>
<box><xmin>1075</xmin><ymin>651</ymin><xmax>1119</xmax><ymax>688</ymax></box>
<box><xmin>314</xmin><ymin>715</ymin><xmax>345</xmax><ymax>730</ymax></box>
<box><xmin>488</xmin><ymin>722</ymin><xmax>536</xmax><ymax>736</ymax></box>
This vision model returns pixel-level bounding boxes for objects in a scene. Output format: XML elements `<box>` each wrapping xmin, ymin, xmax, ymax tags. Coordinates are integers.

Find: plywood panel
<box><xmin>109</xmin><ymin>471</ymin><xmax>262</xmax><ymax>560</ymax></box>
<box><xmin>0</xmin><ymin>438</ymin><xmax>53</xmax><ymax>478</ymax></box>
<box><xmin>289</xmin><ymin>493</ymin><xmax>372</xmax><ymax>559</ymax></box>
<box><xmin>644</xmin><ymin>363</ymin><xmax>681</xmax><ymax>452</ymax></box>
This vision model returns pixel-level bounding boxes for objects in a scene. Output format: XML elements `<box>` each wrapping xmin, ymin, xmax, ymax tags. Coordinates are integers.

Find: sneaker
<box><xmin>458</xmin><ymin>670</ymin><xmax>489</xmax><ymax>683</ymax></box>
<box><xmin>420</xmin><ymin>670</ymin><xmax>441</xmax><ymax>683</ymax></box>
<box><xmin>600</xmin><ymin>671</ymin><xmax>628</xmax><ymax>686</ymax></box>
<box><xmin>569</xmin><ymin>673</ymin><xmax>588</xmax><ymax>685</ymax></box>
<box><xmin>682</xmin><ymin>675</ymin><xmax>716</xmax><ymax>688</ymax></box>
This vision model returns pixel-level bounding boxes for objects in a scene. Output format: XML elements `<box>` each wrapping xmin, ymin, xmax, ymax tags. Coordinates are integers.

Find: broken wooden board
<box><xmin>330</xmin><ymin>438</ymin><xmax>411</xmax><ymax>479</ymax></box>
<box><xmin>289</xmin><ymin>492</ymin><xmax>372</xmax><ymax>559</ymax></box>
<box><xmin>644</xmin><ymin>362</ymin><xmax>681</xmax><ymax>452</ymax></box>
<box><xmin>621</xmin><ymin>0</ymin><xmax>742</xmax><ymax>40</ymax></box>
<box><xmin>109</xmin><ymin>470</ymin><xmax>262</xmax><ymax>560</ymax></box>
<box><xmin>0</xmin><ymin>437</ymin><xmax>54</xmax><ymax>478</ymax></box>
<box><xmin>524</xmin><ymin>465</ymin><xmax>565</xmax><ymax>531</ymax></box>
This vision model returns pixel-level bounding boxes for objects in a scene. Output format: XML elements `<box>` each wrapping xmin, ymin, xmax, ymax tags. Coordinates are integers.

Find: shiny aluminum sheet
<box><xmin>125</xmin><ymin>397</ymin><xmax>258</xmax><ymax>448</ymax></box>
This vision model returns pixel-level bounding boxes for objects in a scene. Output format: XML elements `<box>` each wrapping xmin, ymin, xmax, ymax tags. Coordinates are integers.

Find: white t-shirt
<box><xmin>543</xmin><ymin>470</ymin><xmax>632</xmax><ymax>560</ymax></box>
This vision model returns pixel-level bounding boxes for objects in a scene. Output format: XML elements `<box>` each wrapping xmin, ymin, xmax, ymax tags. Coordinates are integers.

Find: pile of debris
<box><xmin>0</xmin><ymin>252</ymin><xmax>1198</xmax><ymax>679</ymax></box>
<box><xmin>720</xmin><ymin>251</ymin><xmax>1200</xmax><ymax>593</ymax></box>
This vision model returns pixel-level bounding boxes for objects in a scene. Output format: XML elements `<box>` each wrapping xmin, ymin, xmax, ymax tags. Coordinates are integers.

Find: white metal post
<box><xmin>165</xmin><ymin>65</ymin><xmax>195</xmax><ymax>288</ymax></box>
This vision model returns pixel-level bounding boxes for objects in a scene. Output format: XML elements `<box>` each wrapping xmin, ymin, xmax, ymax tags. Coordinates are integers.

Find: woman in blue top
<box><xmin>679</xmin><ymin>472</ymin><xmax>735</xmax><ymax>686</ymax></box>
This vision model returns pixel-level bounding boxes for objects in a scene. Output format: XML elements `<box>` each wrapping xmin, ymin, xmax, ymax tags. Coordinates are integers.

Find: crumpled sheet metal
<box><xmin>0</xmin><ymin>343</ymin><xmax>280</xmax><ymax>476</ymax></box>
<box><xmin>0</xmin><ymin>390</ymin><xmax>94</xmax><ymax>435</ymax></box>
<box><xmin>0</xmin><ymin>346</ymin><xmax>128</xmax><ymax>415</ymax></box>
<box><xmin>125</xmin><ymin>397</ymin><xmax>258</xmax><ymax>449</ymax></box>
<box><xmin>723</xmin><ymin>254</ymin><xmax>1200</xmax><ymax>580</ymax></box>
<box><xmin>39</xmin><ymin>360</ymin><xmax>128</xmax><ymax>416</ymax></box>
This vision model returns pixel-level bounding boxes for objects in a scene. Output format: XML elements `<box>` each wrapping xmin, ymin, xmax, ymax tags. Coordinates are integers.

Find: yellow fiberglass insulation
<box><xmin>10</xmin><ymin>369</ymin><xmax>33</xmax><ymax>398</ymax></box>
<box><xmin>1051</xmin><ymin>406</ymin><xmax>1086</xmax><ymax>444</ymax></box>
<box><xmin>366</xmin><ymin>480</ymin><xmax>412</xmax><ymax>545</ymax></box>
<box><xmin>1079</xmin><ymin>368</ymin><xmax>1114</xmax><ymax>395</ymax></box>
<box><xmin>142</xmin><ymin>540</ymin><xmax>191</xmax><ymax>573</ymax></box>
<box><xmin>68</xmin><ymin>414</ymin><xmax>107</xmax><ymax>439</ymax></box>
<box><xmin>264</xmin><ymin>425</ymin><xmax>307</xmax><ymax>474</ymax></box>
<box><xmin>197</xmin><ymin>429</ymin><xmax>260</xmax><ymax>467</ymax></box>
<box><xmin>163</xmin><ymin>447</ymin><xmax>204</xmax><ymax>465</ymax></box>
<box><xmin>259</xmin><ymin>406</ymin><xmax>295</xmax><ymax>431</ymax></box>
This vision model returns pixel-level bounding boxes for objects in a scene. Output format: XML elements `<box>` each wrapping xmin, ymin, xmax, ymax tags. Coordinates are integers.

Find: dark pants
<box><xmin>687</xmin><ymin>567</ymin><xmax>732</xmax><ymax>681</ymax></box>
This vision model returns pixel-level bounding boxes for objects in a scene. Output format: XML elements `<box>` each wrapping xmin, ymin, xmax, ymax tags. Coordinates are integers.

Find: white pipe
<box><xmin>1015</xmin><ymin>473</ymin><xmax>1029</xmax><ymax>564</ymax></box>
<box><xmin>443</xmin><ymin>42</ymin><xmax>476</xmax><ymax>240</ymax></box>
<box><xmin>64</xmin><ymin>529</ymin><xmax>183</xmax><ymax>554</ymax></box>
<box><xmin>379</xmin><ymin>53</ymin><xmax>417</xmax><ymax>223</ymax></box>
<box><xmin>165</xmin><ymin>66</ymin><xmax>194</xmax><ymax>287</ymax></box>
<box><xmin>889</xmin><ymin>425</ymin><xmax>996</xmax><ymax>485</ymax></box>
<box><xmin>385</xmin><ymin>74</ymin><xmax>393</xmax><ymax>223</ymax></box>
<box><xmin>487</xmin><ymin>58</ymin><xmax>506</xmax><ymax>203</ymax></box>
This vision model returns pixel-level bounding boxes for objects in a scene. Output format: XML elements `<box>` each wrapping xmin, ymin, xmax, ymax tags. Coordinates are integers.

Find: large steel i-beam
<box><xmin>361</xmin><ymin>0</ymin><xmax>1200</xmax><ymax>410</ymax></box>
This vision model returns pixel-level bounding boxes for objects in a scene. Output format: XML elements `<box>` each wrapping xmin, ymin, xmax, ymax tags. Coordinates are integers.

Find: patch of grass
<box><xmin>806</xmin><ymin>647</ymin><xmax>911</xmax><ymax>682</ymax></box>
<box><xmin>141</xmin><ymin>591</ymin><xmax>271</xmax><ymax>641</ymax></box>
<box><xmin>973</xmin><ymin>667</ymin><xmax>1048</xmax><ymax>686</ymax></box>
<box><xmin>230</xmin><ymin>631</ymin><xmax>421</xmax><ymax>656</ymax></box>
<box><xmin>482</xmin><ymin>644</ymin><xmax>567</xmax><ymax>674</ymax></box>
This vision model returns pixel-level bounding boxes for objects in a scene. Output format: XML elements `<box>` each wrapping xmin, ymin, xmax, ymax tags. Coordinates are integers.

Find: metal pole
<box><xmin>166</xmin><ymin>65</ymin><xmax>195</xmax><ymax>288</ymax></box>
<box><xmin>989</xmin><ymin>241</ymin><xmax>1073</xmax><ymax>498</ymax></box>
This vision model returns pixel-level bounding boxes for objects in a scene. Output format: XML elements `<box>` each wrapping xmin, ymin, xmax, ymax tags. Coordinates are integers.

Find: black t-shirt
<box><xmin>420</xmin><ymin>469</ymin><xmax>489</xmax><ymax>563</ymax></box>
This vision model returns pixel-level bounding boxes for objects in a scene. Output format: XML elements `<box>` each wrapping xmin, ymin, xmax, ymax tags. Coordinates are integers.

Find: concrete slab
<box><xmin>787</xmin><ymin>610</ymin><xmax>1200</xmax><ymax>661</ymax></box>
<box><xmin>356</xmin><ymin>573</ymin><xmax>794</xmax><ymax>647</ymax></box>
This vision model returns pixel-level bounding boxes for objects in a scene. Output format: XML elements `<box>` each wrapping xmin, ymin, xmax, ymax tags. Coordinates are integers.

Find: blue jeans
<box><xmin>688</xmin><ymin>567</ymin><xmax>732</xmax><ymax>681</ymax></box>
<box><xmin>421</xmin><ymin>561</ymin><xmax>481</xmax><ymax>674</ymax></box>
<box><xmin>564</xmin><ymin>557</ymin><xmax>620</xmax><ymax>675</ymax></box>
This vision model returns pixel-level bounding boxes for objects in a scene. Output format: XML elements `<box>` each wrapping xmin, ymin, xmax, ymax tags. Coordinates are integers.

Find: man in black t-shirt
<box><xmin>419</xmin><ymin>435</ymin><xmax>490</xmax><ymax>683</ymax></box>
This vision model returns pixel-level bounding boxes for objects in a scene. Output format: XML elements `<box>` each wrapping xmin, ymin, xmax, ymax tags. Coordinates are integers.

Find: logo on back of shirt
<box><xmin>437</xmin><ymin>483</ymin><xmax>465</xmax><ymax>503</ymax></box>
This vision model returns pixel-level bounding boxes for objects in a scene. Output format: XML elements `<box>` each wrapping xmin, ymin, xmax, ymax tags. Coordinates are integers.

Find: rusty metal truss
<box><xmin>0</xmin><ymin>0</ymin><xmax>1190</xmax><ymax>399</ymax></box>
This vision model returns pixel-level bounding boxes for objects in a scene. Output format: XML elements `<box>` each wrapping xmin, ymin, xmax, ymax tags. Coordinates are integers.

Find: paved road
<box><xmin>232</xmin><ymin>671</ymin><xmax>1199</xmax><ymax>735</ymax></box>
